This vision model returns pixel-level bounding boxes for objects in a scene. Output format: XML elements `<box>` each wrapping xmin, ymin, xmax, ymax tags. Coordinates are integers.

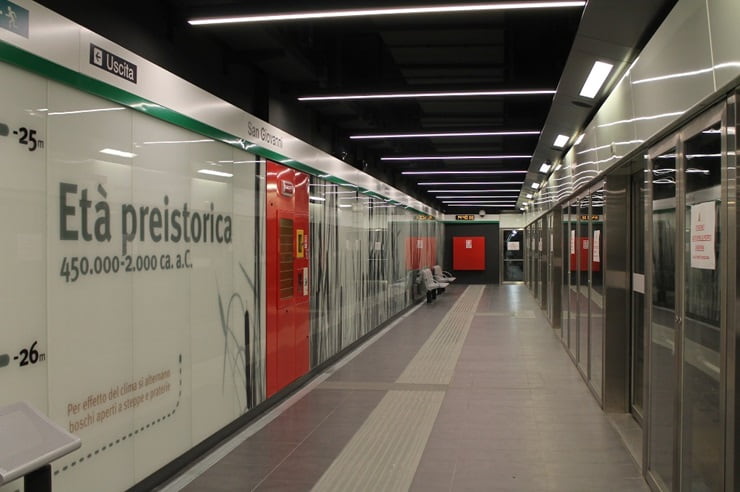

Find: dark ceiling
<box><xmin>34</xmin><ymin>1</ymin><xmax>671</xmax><ymax>214</ymax></box>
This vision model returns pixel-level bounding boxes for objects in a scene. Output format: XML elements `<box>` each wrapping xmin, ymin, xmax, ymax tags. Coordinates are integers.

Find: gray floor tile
<box><xmin>179</xmin><ymin>285</ymin><xmax>648</xmax><ymax>492</ymax></box>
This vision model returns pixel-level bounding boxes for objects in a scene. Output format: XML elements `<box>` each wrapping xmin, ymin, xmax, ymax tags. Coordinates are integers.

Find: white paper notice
<box><xmin>417</xmin><ymin>239</ymin><xmax>424</xmax><ymax>249</ymax></box>
<box><xmin>507</xmin><ymin>241</ymin><xmax>520</xmax><ymax>251</ymax></box>
<box><xmin>538</xmin><ymin>238</ymin><xmax>543</xmax><ymax>251</ymax></box>
<box><xmin>466</xmin><ymin>239</ymin><xmax>472</xmax><ymax>249</ymax></box>
<box><xmin>593</xmin><ymin>230</ymin><xmax>601</xmax><ymax>263</ymax></box>
<box><xmin>690</xmin><ymin>201</ymin><xmax>716</xmax><ymax>269</ymax></box>
<box><xmin>583</xmin><ymin>239</ymin><xmax>589</xmax><ymax>250</ymax></box>
<box><xmin>550</xmin><ymin>234</ymin><xmax>554</xmax><ymax>252</ymax></box>
<box><xmin>632</xmin><ymin>273</ymin><xmax>645</xmax><ymax>294</ymax></box>
<box><xmin>570</xmin><ymin>230</ymin><xmax>575</xmax><ymax>255</ymax></box>
<box><xmin>374</xmin><ymin>241</ymin><xmax>382</xmax><ymax>250</ymax></box>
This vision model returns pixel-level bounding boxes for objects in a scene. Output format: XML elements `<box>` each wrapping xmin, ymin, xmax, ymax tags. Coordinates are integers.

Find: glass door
<box><xmin>502</xmin><ymin>228</ymin><xmax>524</xmax><ymax>282</ymax></box>
<box><xmin>589</xmin><ymin>184</ymin><xmax>605</xmax><ymax>398</ymax></box>
<box><xmin>680</xmin><ymin>119</ymin><xmax>722</xmax><ymax>491</ymax></box>
<box><xmin>577</xmin><ymin>193</ymin><xmax>591</xmax><ymax>371</ymax></box>
<box><xmin>647</xmin><ymin>139</ymin><xmax>678</xmax><ymax>491</ymax></box>
<box><xmin>561</xmin><ymin>204</ymin><xmax>570</xmax><ymax>345</ymax></box>
<box><xmin>631</xmin><ymin>166</ymin><xmax>647</xmax><ymax>421</ymax></box>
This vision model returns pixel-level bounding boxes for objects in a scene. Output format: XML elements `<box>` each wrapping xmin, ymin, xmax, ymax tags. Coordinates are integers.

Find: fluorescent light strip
<box><xmin>436</xmin><ymin>195</ymin><xmax>521</xmax><ymax>199</ymax></box>
<box><xmin>580</xmin><ymin>61</ymin><xmax>614</xmax><ymax>98</ymax></box>
<box><xmin>443</xmin><ymin>200</ymin><xmax>516</xmax><ymax>203</ymax></box>
<box><xmin>190</xmin><ymin>2</ymin><xmax>586</xmax><ymax>25</ymax></box>
<box><xmin>447</xmin><ymin>203</ymin><xmax>516</xmax><ymax>207</ymax></box>
<box><xmin>418</xmin><ymin>181</ymin><xmax>524</xmax><ymax>186</ymax></box>
<box><xmin>553</xmin><ymin>135</ymin><xmax>569</xmax><ymax>148</ymax></box>
<box><xmin>143</xmin><ymin>139</ymin><xmax>214</xmax><ymax>145</ymax></box>
<box><xmin>401</xmin><ymin>170</ymin><xmax>527</xmax><ymax>175</ymax></box>
<box><xmin>428</xmin><ymin>189</ymin><xmax>521</xmax><ymax>193</ymax></box>
<box><xmin>382</xmin><ymin>155</ymin><xmax>531</xmax><ymax>161</ymax></box>
<box><xmin>300</xmin><ymin>90</ymin><xmax>555</xmax><ymax>102</ymax></box>
<box><xmin>309</xmin><ymin>196</ymin><xmax>326</xmax><ymax>202</ymax></box>
<box><xmin>100</xmin><ymin>148</ymin><xmax>137</xmax><ymax>159</ymax></box>
<box><xmin>350</xmin><ymin>130</ymin><xmax>540</xmax><ymax>139</ymax></box>
<box><xmin>198</xmin><ymin>169</ymin><xmax>233</xmax><ymax>178</ymax></box>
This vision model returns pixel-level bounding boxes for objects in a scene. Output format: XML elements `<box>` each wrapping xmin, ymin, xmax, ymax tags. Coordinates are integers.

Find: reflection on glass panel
<box><xmin>590</xmin><ymin>187</ymin><xmax>604</xmax><ymax>397</ymax></box>
<box><xmin>561</xmin><ymin>206</ymin><xmax>570</xmax><ymax>343</ymax></box>
<box><xmin>631</xmin><ymin>171</ymin><xmax>647</xmax><ymax>414</ymax></box>
<box><xmin>681</xmin><ymin>122</ymin><xmax>722</xmax><ymax>492</ymax></box>
<box><xmin>568</xmin><ymin>201</ymin><xmax>579</xmax><ymax>354</ymax></box>
<box><xmin>578</xmin><ymin>195</ymin><xmax>590</xmax><ymax>367</ymax></box>
<box><xmin>649</xmin><ymin>147</ymin><xmax>676</xmax><ymax>491</ymax></box>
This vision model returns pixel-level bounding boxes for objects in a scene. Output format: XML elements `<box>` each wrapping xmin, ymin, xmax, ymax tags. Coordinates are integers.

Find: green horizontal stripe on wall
<box><xmin>0</xmin><ymin>40</ymin><xmax>433</xmax><ymax>217</ymax></box>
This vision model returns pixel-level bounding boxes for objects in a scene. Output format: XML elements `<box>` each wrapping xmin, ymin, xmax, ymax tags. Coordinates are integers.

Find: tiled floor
<box><xmin>169</xmin><ymin>284</ymin><xmax>648</xmax><ymax>491</ymax></box>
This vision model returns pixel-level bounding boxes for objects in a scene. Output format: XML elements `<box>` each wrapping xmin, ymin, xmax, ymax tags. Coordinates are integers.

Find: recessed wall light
<box><xmin>580</xmin><ymin>61</ymin><xmax>614</xmax><ymax>98</ymax></box>
<box><xmin>553</xmin><ymin>135</ymin><xmax>569</xmax><ymax>148</ymax></box>
<box><xmin>526</xmin><ymin>193</ymin><xmax>533</xmax><ymax>199</ymax></box>
<box><xmin>531</xmin><ymin>182</ymin><xmax>541</xmax><ymax>189</ymax></box>
<box><xmin>190</xmin><ymin>2</ymin><xmax>586</xmax><ymax>25</ymax></box>
<box><xmin>539</xmin><ymin>162</ymin><xmax>552</xmax><ymax>173</ymax></box>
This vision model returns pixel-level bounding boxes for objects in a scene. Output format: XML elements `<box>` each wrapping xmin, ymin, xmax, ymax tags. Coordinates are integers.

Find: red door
<box><xmin>266</xmin><ymin>161</ymin><xmax>310</xmax><ymax>397</ymax></box>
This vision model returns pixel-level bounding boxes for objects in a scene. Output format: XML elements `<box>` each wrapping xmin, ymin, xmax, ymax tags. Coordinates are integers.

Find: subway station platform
<box><xmin>162</xmin><ymin>284</ymin><xmax>647</xmax><ymax>492</ymax></box>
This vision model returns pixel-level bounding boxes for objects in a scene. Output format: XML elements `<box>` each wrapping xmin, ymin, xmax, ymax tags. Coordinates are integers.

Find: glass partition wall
<box><xmin>645</xmin><ymin>103</ymin><xmax>730</xmax><ymax>492</ymax></box>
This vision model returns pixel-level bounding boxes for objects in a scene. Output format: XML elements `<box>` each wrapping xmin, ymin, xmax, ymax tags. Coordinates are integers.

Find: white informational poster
<box><xmin>465</xmin><ymin>239</ymin><xmax>472</xmax><ymax>249</ymax></box>
<box><xmin>632</xmin><ymin>273</ymin><xmax>645</xmax><ymax>294</ymax></box>
<box><xmin>417</xmin><ymin>239</ymin><xmax>424</xmax><ymax>249</ymax></box>
<box><xmin>507</xmin><ymin>241</ymin><xmax>520</xmax><ymax>251</ymax></box>
<box><xmin>570</xmin><ymin>230</ymin><xmax>575</xmax><ymax>255</ymax></box>
<box><xmin>583</xmin><ymin>239</ymin><xmax>590</xmax><ymax>250</ymax></box>
<box><xmin>550</xmin><ymin>234</ymin><xmax>554</xmax><ymax>252</ymax></box>
<box><xmin>538</xmin><ymin>238</ymin><xmax>543</xmax><ymax>251</ymax></box>
<box><xmin>690</xmin><ymin>201</ymin><xmax>716</xmax><ymax>270</ymax></box>
<box><xmin>0</xmin><ymin>66</ymin><xmax>262</xmax><ymax>492</ymax></box>
<box><xmin>593</xmin><ymin>230</ymin><xmax>601</xmax><ymax>263</ymax></box>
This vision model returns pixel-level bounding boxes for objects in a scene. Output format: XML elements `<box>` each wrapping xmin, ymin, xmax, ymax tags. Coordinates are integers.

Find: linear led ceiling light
<box><xmin>351</xmin><ymin>130</ymin><xmax>540</xmax><ymax>139</ymax></box>
<box><xmin>580</xmin><ymin>61</ymin><xmax>614</xmax><ymax>98</ymax></box>
<box><xmin>299</xmin><ymin>90</ymin><xmax>555</xmax><ymax>102</ymax></box>
<box><xmin>553</xmin><ymin>134</ymin><xmax>569</xmax><ymax>148</ymax></box>
<box><xmin>437</xmin><ymin>195</ymin><xmax>522</xmax><ymax>199</ymax></box>
<box><xmin>428</xmin><ymin>189</ymin><xmax>521</xmax><ymax>193</ymax></box>
<box><xmin>190</xmin><ymin>2</ymin><xmax>586</xmax><ymax>26</ymax></box>
<box><xmin>401</xmin><ymin>170</ymin><xmax>528</xmax><ymax>175</ymax></box>
<box><xmin>382</xmin><ymin>155</ymin><xmax>531</xmax><ymax>161</ymax></box>
<box><xmin>418</xmin><ymin>181</ymin><xmax>524</xmax><ymax>186</ymax></box>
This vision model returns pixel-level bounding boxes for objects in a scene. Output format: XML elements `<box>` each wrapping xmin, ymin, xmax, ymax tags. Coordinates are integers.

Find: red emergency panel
<box><xmin>452</xmin><ymin>236</ymin><xmax>485</xmax><ymax>270</ymax></box>
<box><xmin>266</xmin><ymin>161</ymin><xmax>310</xmax><ymax>397</ymax></box>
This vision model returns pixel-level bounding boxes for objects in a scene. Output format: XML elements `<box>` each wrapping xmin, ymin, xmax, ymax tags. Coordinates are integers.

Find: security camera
<box><xmin>479</xmin><ymin>209</ymin><xmax>486</xmax><ymax>217</ymax></box>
